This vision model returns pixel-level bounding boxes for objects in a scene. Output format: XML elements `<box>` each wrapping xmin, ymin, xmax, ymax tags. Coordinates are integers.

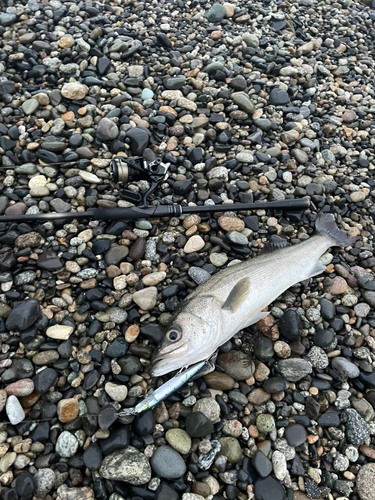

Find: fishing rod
<box><xmin>0</xmin><ymin>156</ymin><xmax>310</xmax><ymax>223</ymax></box>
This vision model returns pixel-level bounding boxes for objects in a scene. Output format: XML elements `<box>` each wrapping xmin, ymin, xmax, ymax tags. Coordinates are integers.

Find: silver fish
<box><xmin>118</xmin><ymin>360</ymin><xmax>206</xmax><ymax>416</ymax></box>
<box><xmin>150</xmin><ymin>213</ymin><xmax>355</xmax><ymax>377</ymax></box>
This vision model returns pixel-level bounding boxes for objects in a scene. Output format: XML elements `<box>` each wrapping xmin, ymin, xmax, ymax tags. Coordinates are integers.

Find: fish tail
<box><xmin>315</xmin><ymin>213</ymin><xmax>355</xmax><ymax>247</ymax></box>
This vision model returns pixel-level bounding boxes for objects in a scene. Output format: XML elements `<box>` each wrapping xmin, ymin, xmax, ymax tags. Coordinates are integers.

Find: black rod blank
<box><xmin>0</xmin><ymin>198</ymin><xmax>310</xmax><ymax>224</ymax></box>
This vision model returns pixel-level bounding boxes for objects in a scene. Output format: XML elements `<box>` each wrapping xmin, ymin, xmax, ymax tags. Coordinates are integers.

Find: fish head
<box><xmin>150</xmin><ymin>295</ymin><xmax>221</xmax><ymax>377</ymax></box>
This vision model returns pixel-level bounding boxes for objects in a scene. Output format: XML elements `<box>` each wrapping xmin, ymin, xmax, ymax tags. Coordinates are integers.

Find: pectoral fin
<box><xmin>222</xmin><ymin>277</ymin><xmax>250</xmax><ymax>313</ymax></box>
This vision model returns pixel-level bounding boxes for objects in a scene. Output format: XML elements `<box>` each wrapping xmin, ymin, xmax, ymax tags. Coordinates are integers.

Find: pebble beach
<box><xmin>1</xmin><ymin>0</ymin><xmax>375</xmax><ymax>500</ymax></box>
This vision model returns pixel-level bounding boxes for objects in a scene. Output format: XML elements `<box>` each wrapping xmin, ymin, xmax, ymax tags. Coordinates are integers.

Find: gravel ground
<box><xmin>1</xmin><ymin>0</ymin><xmax>375</xmax><ymax>499</ymax></box>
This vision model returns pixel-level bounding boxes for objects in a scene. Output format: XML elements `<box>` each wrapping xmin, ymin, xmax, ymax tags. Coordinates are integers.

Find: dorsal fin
<box><xmin>222</xmin><ymin>277</ymin><xmax>250</xmax><ymax>313</ymax></box>
<box><xmin>260</xmin><ymin>235</ymin><xmax>288</xmax><ymax>254</ymax></box>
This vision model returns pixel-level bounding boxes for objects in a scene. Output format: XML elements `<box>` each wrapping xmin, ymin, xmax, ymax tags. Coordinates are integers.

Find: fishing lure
<box><xmin>118</xmin><ymin>360</ymin><xmax>206</xmax><ymax>416</ymax></box>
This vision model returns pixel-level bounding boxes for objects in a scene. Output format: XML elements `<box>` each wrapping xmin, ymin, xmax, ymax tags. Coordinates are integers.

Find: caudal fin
<box><xmin>315</xmin><ymin>213</ymin><xmax>356</xmax><ymax>247</ymax></box>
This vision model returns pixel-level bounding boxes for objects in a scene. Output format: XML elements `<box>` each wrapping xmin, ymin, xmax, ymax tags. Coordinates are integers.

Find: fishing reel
<box><xmin>109</xmin><ymin>156</ymin><xmax>169</xmax><ymax>207</ymax></box>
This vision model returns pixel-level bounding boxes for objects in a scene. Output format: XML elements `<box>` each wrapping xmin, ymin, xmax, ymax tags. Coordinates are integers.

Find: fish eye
<box><xmin>166</xmin><ymin>329</ymin><xmax>182</xmax><ymax>342</ymax></box>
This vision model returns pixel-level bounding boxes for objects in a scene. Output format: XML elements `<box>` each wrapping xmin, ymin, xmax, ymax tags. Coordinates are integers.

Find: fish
<box><xmin>118</xmin><ymin>360</ymin><xmax>206</xmax><ymax>416</ymax></box>
<box><xmin>150</xmin><ymin>213</ymin><xmax>355</xmax><ymax>377</ymax></box>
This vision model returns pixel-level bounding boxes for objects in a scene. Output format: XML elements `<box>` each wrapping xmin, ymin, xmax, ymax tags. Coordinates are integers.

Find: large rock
<box><xmin>357</xmin><ymin>463</ymin><xmax>375</xmax><ymax>500</ymax></box>
<box><xmin>232</xmin><ymin>92</ymin><xmax>255</xmax><ymax>115</ymax></box>
<box><xmin>126</xmin><ymin>128</ymin><xmax>149</xmax><ymax>155</ymax></box>
<box><xmin>100</xmin><ymin>446</ymin><xmax>151</xmax><ymax>484</ymax></box>
<box><xmin>6</xmin><ymin>300</ymin><xmax>41</xmax><ymax>331</ymax></box>
<box><xmin>96</xmin><ymin>118</ymin><xmax>119</xmax><ymax>142</ymax></box>
<box><xmin>217</xmin><ymin>350</ymin><xmax>255</xmax><ymax>380</ymax></box>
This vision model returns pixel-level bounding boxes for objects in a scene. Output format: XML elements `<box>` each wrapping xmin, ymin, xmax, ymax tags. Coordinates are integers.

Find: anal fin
<box><xmin>308</xmin><ymin>260</ymin><xmax>326</xmax><ymax>279</ymax></box>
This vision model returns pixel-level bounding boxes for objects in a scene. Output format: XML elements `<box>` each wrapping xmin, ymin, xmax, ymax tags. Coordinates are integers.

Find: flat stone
<box><xmin>269</xmin><ymin>88</ymin><xmax>290</xmax><ymax>105</ymax></box>
<box><xmin>277</xmin><ymin>358</ymin><xmax>312</xmax><ymax>381</ymax></box>
<box><xmin>253</xmin><ymin>450</ymin><xmax>272</xmax><ymax>477</ymax></box>
<box><xmin>22</xmin><ymin>99</ymin><xmax>39</xmax><ymax>115</ymax></box>
<box><xmin>61</xmin><ymin>82</ymin><xmax>88</xmax><ymax>100</ymax></box>
<box><xmin>5</xmin><ymin>395</ymin><xmax>25</xmax><ymax>425</ymax></box>
<box><xmin>254</xmin><ymin>476</ymin><xmax>286</xmax><ymax>500</ymax></box>
<box><xmin>331</xmin><ymin>357</ymin><xmax>360</xmax><ymax>378</ymax></box>
<box><xmin>133</xmin><ymin>287</ymin><xmax>158</xmax><ymax>310</ymax></box>
<box><xmin>126</xmin><ymin>128</ymin><xmax>149</xmax><ymax>156</ymax></box>
<box><xmin>6</xmin><ymin>300</ymin><xmax>41</xmax><ymax>331</ymax></box>
<box><xmin>104</xmin><ymin>382</ymin><xmax>128</xmax><ymax>402</ymax></box>
<box><xmin>204</xmin><ymin>371</ymin><xmax>235</xmax><ymax>391</ymax></box>
<box><xmin>218</xmin><ymin>215</ymin><xmax>245</xmax><ymax>232</ymax></box>
<box><xmin>46</xmin><ymin>325</ymin><xmax>73</xmax><ymax>340</ymax></box>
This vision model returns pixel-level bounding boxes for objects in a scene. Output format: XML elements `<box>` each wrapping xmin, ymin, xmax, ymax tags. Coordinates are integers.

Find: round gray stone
<box><xmin>150</xmin><ymin>445</ymin><xmax>187</xmax><ymax>479</ymax></box>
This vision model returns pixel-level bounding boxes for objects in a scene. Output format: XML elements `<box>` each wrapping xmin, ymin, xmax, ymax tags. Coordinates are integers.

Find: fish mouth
<box><xmin>150</xmin><ymin>342</ymin><xmax>190</xmax><ymax>377</ymax></box>
<box><xmin>149</xmin><ymin>360</ymin><xmax>171</xmax><ymax>377</ymax></box>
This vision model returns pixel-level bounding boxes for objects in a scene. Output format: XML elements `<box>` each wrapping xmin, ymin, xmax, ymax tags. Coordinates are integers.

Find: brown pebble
<box><xmin>254</xmin><ymin>363</ymin><xmax>270</xmax><ymax>382</ymax></box>
<box><xmin>307</xmin><ymin>435</ymin><xmax>319</xmax><ymax>444</ymax></box>
<box><xmin>153</xmin><ymin>402</ymin><xmax>169</xmax><ymax>424</ymax></box>
<box><xmin>168</xmin><ymin>402</ymin><xmax>181</xmax><ymax>420</ymax></box>
<box><xmin>359</xmin><ymin>444</ymin><xmax>375</xmax><ymax>460</ymax></box>
<box><xmin>210</xmin><ymin>31</ymin><xmax>222</xmax><ymax>40</ymax></box>
<box><xmin>0</xmin><ymin>390</ymin><xmax>7</xmax><ymax>412</ymax></box>
<box><xmin>128</xmin><ymin>238</ymin><xmax>146</xmax><ymax>260</ymax></box>
<box><xmin>197</xmin><ymin>222</ymin><xmax>211</xmax><ymax>233</ymax></box>
<box><xmin>183</xmin><ymin>214</ymin><xmax>201</xmax><ymax>229</ymax></box>
<box><xmin>122</xmin><ymin>230</ymin><xmax>137</xmax><ymax>241</ymax></box>
<box><xmin>325</xmin><ymin>276</ymin><xmax>348</xmax><ymax>294</ymax></box>
<box><xmin>192</xmin><ymin>481</ymin><xmax>211</xmax><ymax>497</ymax></box>
<box><xmin>248</xmin><ymin>425</ymin><xmax>259</xmax><ymax>438</ymax></box>
<box><xmin>32</xmin><ymin>350</ymin><xmax>59</xmax><ymax>365</ymax></box>
<box><xmin>256</xmin><ymin>314</ymin><xmax>279</xmax><ymax>340</ymax></box>
<box><xmin>248</xmin><ymin>388</ymin><xmax>271</xmax><ymax>405</ymax></box>
<box><xmin>204</xmin><ymin>371</ymin><xmax>235</xmax><ymax>391</ymax></box>
<box><xmin>20</xmin><ymin>391</ymin><xmax>40</xmax><ymax>409</ymax></box>
<box><xmin>5</xmin><ymin>379</ymin><xmax>34</xmax><ymax>397</ymax></box>
<box><xmin>80</xmin><ymin>278</ymin><xmax>97</xmax><ymax>289</ymax></box>
<box><xmin>57</xmin><ymin>398</ymin><xmax>79</xmax><ymax>423</ymax></box>
<box><xmin>218</xmin><ymin>215</ymin><xmax>245</xmax><ymax>232</ymax></box>
<box><xmin>106</xmin><ymin>265</ymin><xmax>121</xmax><ymax>278</ymax></box>
<box><xmin>125</xmin><ymin>324</ymin><xmax>140</xmax><ymax>343</ymax></box>
<box><xmin>272</xmin><ymin>391</ymin><xmax>285</xmax><ymax>402</ymax></box>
